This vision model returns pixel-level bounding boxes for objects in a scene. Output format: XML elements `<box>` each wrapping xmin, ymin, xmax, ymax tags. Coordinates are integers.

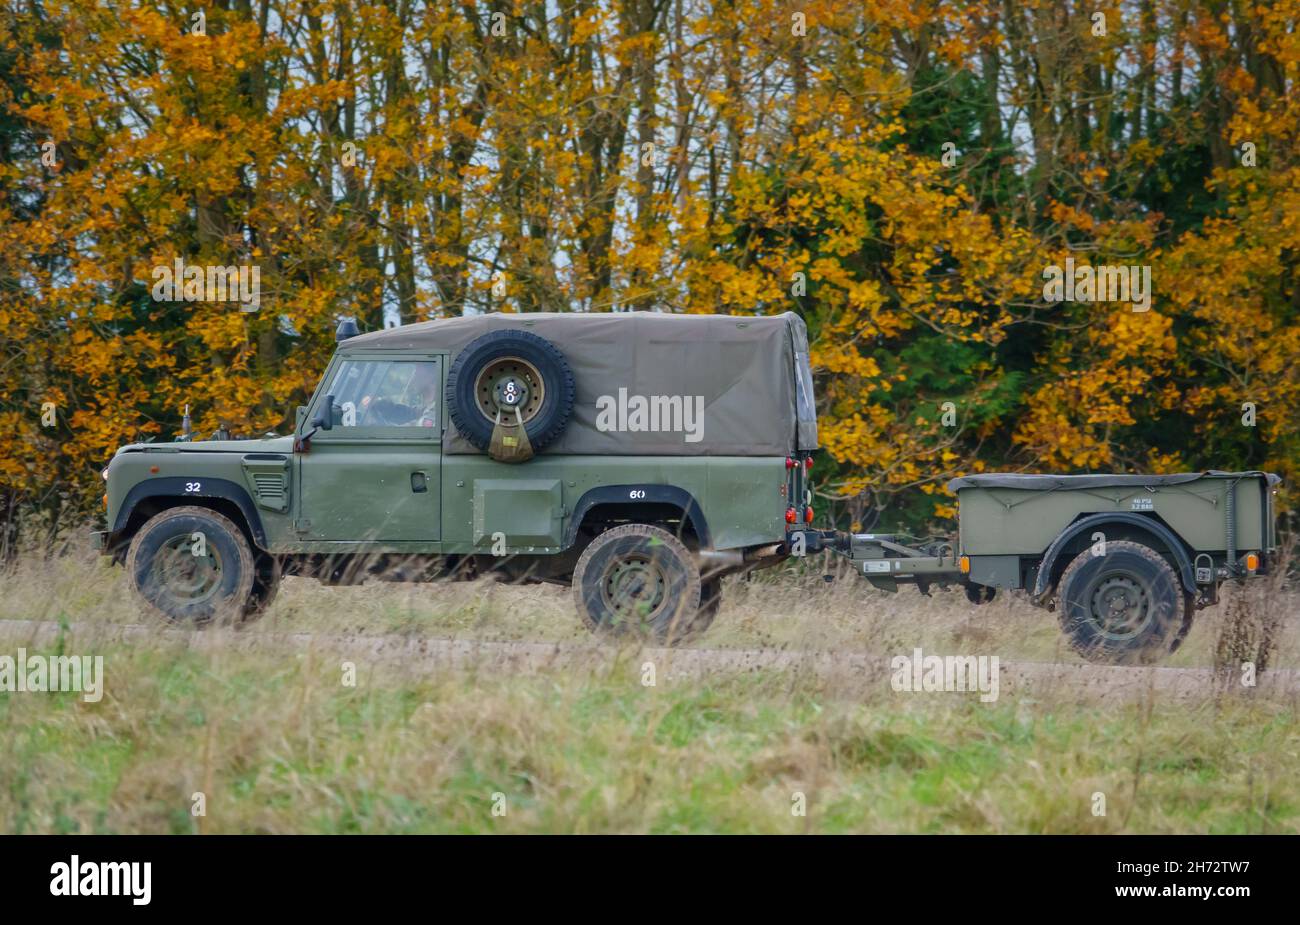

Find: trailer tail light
<box><xmin>786</xmin><ymin>457</ymin><xmax>796</xmax><ymax>469</ymax></box>
<box><xmin>785</xmin><ymin>507</ymin><xmax>797</xmax><ymax>524</ymax></box>
<box><xmin>804</xmin><ymin>506</ymin><xmax>814</xmax><ymax>524</ymax></box>
<box><xmin>1245</xmin><ymin>553</ymin><xmax>1259</xmax><ymax>572</ymax></box>
<box><xmin>804</xmin><ymin>457</ymin><xmax>813</xmax><ymax>470</ymax></box>
<box><xmin>959</xmin><ymin>555</ymin><xmax>970</xmax><ymax>574</ymax></box>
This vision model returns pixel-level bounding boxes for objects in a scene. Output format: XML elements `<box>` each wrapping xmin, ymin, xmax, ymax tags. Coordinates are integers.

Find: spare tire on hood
<box><xmin>446</xmin><ymin>329</ymin><xmax>576</xmax><ymax>456</ymax></box>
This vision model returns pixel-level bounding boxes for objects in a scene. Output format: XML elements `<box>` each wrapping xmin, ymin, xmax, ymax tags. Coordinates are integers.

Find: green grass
<box><xmin>0</xmin><ymin>550</ymin><xmax>1297</xmax><ymax>833</ymax></box>
<box><xmin>2</xmin><ymin>632</ymin><xmax>1297</xmax><ymax>833</ymax></box>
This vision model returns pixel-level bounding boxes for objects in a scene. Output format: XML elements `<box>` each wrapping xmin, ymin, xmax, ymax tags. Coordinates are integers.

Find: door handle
<box><xmin>410</xmin><ymin>471</ymin><xmax>428</xmax><ymax>493</ymax></box>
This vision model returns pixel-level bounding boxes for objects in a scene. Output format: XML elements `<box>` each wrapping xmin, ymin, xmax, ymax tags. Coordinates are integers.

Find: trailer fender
<box><xmin>1030</xmin><ymin>513</ymin><xmax>1196</xmax><ymax>602</ymax></box>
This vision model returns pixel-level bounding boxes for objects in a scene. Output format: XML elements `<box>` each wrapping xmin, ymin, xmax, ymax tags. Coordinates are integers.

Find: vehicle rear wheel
<box><xmin>696</xmin><ymin>577</ymin><xmax>723</xmax><ymax>633</ymax></box>
<box><xmin>126</xmin><ymin>506</ymin><xmax>256</xmax><ymax>626</ymax></box>
<box><xmin>1056</xmin><ymin>540</ymin><xmax>1191</xmax><ymax>664</ymax></box>
<box><xmin>573</xmin><ymin>524</ymin><xmax>704</xmax><ymax>645</ymax></box>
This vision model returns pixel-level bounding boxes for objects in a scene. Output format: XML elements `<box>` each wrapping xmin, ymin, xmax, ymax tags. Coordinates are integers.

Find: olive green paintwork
<box><xmin>956</xmin><ymin>473</ymin><xmax>1275</xmax><ymax>557</ymax></box>
<box><xmin>104</xmin><ymin>351</ymin><xmax>790</xmax><ymax>555</ymax></box>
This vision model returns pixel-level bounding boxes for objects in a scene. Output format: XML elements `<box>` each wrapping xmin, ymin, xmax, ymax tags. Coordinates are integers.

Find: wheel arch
<box><xmin>564</xmin><ymin>485</ymin><xmax>711</xmax><ymax>551</ymax></box>
<box><xmin>1031</xmin><ymin>512</ymin><xmax>1196</xmax><ymax>601</ymax></box>
<box><xmin>112</xmin><ymin>477</ymin><xmax>268</xmax><ymax>552</ymax></box>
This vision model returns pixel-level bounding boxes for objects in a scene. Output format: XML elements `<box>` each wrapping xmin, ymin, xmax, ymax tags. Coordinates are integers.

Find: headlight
<box><xmin>101</xmin><ymin>466</ymin><xmax>110</xmax><ymax>482</ymax></box>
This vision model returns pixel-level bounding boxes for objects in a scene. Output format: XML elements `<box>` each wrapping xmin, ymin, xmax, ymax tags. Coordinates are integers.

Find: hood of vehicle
<box><xmin>115</xmin><ymin>435</ymin><xmax>295</xmax><ymax>456</ymax></box>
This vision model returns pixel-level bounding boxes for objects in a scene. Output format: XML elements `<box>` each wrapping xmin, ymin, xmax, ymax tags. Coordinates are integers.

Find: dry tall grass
<box><xmin>1</xmin><ymin>549</ymin><xmax>1297</xmax><ymax>833</ymax></box>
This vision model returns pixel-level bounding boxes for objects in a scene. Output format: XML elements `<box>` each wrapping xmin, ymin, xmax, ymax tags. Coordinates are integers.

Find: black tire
<box><xmin>1056</xmin><ymin>540</ymin><xmax>1192</xmax><ymax>664</ymax></box>
<box><xmin>573</xmin><ymin>524</ymin><xmax>703</xmax><ymax>645</ymax></box>
<box><xmin>245</xmin><ymin>553</ymin><xmax>282</xmax><ymax>618</ymax></box>
<box><xmin>965</xmin><ymin>583</ymin><xmax>996</xmax><ymax>605</ymax></box>
<box><xmin>446</xmin><ymin>329</ymin><xmax>576</xmax><ymax>453</ymax></box>
<box><xmin>696</xmin><ymin>578</ymin><xmax>723</xmax><ymax>633</ymax></box>
<box><xmin>126</xmin><ymin>506</ymin><xmax>256</xmax><ymax>626</ymax></box>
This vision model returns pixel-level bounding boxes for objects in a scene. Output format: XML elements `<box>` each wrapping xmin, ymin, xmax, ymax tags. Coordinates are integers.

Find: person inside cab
<box><xmin>359</xmin><ymin>362</ymin><xmax>439</xmax><ymax>428</ymax></box>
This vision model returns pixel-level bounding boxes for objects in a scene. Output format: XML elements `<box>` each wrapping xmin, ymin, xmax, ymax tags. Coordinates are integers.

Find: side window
<box><xmin>794</xmin><ymin>350</ymin><xmax>816</xmax><ymax>421</ymax></box>
<box><xmin>323</xmin><ymin>359</ymin><xmax>441</xmax><ymax>431</ymax></box>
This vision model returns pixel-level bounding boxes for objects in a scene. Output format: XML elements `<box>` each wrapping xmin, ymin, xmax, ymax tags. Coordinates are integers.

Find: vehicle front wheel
<box><xmin>245</xmin><ymin>553</ymin><xmax>282</xmax><ymax>618</ymax></box>
<box><xmin>126</xmin><ymin>506</ymin><xmax>256</xmax><ymax>626</ymax></box>
<box><xmin>1056</xmin><ymin>540</ymin><xmax>1192</xmax><ymax>664</ymax></box>
<box><xmin>573</xmin><ymin>524</ymin><xmax>704</xmax><ymax>645</ymax></box>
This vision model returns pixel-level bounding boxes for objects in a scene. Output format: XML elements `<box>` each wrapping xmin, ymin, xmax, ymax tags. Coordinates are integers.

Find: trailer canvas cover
<box><xmin>342</xmin><ymin>311</ymin><xmax>819</xmax><ymax>456</ymax></box>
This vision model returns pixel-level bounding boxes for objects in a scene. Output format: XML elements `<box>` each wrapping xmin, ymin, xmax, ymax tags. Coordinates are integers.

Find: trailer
<box><xmin>792</xmin><ymin>471</ymin><xmax>1281</xmax><ymax>664</ymax></box>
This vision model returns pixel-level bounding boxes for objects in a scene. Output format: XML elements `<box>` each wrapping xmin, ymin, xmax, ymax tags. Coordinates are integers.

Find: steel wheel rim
<box><xmin>1089</xmin><ymin>573</ymin><xmax>1153</xmax><ymax>640</ymax></box>
<box><xmin>474</xmin><ymin>357</ymin><xmax>545</xmax><ymax>424</ymax></box>
<box><xmin>601</xmin><ymin>555</ymin><xmax>668</xmax><ymax>623</ymax></box>
<box><xmin>153</xmin><ymin>534</ymin><xmax>224</xmax><ymax>607</ymax></box>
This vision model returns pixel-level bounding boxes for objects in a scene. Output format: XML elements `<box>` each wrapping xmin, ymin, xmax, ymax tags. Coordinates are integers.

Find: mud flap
<box><xmin>488</xmin><ymin>406</ymin><xmax>534</xmax><ymax>463</ymax></box>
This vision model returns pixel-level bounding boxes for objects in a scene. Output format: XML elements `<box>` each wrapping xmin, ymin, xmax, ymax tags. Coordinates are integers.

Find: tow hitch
<box><xmin>785</xmin><ymin>529</ymin><xmax>966</xmax><ymax>595</ymax></box>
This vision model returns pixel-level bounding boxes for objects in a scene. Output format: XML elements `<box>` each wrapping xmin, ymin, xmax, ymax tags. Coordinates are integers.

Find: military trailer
<box><xmin>94</xmin><ymin>311</ymin><xmax>1281</xmax><ymax>664</ymax></box>
<box><xmin>793</xmin><ymin>471</ymin><xmax>1281</xmax><ymax>663</ymax></box>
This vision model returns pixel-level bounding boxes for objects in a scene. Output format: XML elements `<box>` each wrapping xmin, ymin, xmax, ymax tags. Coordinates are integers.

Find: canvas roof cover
<box><xmin>341</xmin><ymin>311</ymin><xmax>819</xmax><ymax>456</ymax></box>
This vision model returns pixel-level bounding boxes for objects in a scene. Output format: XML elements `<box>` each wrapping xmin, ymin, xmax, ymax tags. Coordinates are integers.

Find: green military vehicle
<box><xmin>96</xmin><ymin>311</ymin><xmax>820</xmax><ymax>643</ymax></box>
<box><xmin>94</xmin><ymin>311</ymin><xmax>1281</xmax><ymax>664</ymax></box>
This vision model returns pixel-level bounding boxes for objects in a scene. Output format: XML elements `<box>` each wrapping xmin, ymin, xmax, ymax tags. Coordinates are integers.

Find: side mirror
<box><xmin>311</xmin><ymin>393</ymin><xmax>335</xmax><ymax>431</ymax></box>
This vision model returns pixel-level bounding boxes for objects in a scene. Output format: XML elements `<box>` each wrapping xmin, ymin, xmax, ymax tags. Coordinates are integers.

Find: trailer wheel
<box><xmin>126</xmin><ymin>506</ymin><xmax>256</xmax><ymax>626</ymax></box>
<box><xmin>965</xmin><ymin>584</ymin><xmax>996</xmax><ymax>605</ymax></box>
<box><xmin>1056</xmin><ymin>540</ymin><xmax>1191</xmax><ymax>664</ymax></box>
<box><xmin>573</xmin><ymin>524</ymin><xmax>703</xmax><ymax>645</ymax></box>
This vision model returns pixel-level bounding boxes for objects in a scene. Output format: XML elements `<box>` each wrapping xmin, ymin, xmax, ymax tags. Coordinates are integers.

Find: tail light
<box><xmin>785</xmin><ymin>507</ymin><xmax>797</xmax><ymax>524</ymax></box>
<box><xmin>785</xmin><ymin>457</ymin><xmax>796</xmax><ymax>469</ymax></box>
<box><xmin>804</xmin><ymin>457</ymin><xmax>813</xmax><ymax>470</ymax></box>
<box><xmin>804</xmin><ymin>506</ymin><xmax>814</xmax><ymax>524</ymax></box>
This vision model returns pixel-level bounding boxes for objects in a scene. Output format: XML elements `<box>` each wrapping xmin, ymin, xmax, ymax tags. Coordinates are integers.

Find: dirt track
<box><xmin>1</xmin><ymin>618</ymin><xmax>1296</xmax><ymax>705</ymax></box>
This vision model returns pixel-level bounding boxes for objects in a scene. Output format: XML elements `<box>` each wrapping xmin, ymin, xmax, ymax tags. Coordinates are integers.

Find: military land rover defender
<box><xmin>95</xmin><ymin>312</ymin><xmax>820</xmax><ymax>642</ymax></box>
